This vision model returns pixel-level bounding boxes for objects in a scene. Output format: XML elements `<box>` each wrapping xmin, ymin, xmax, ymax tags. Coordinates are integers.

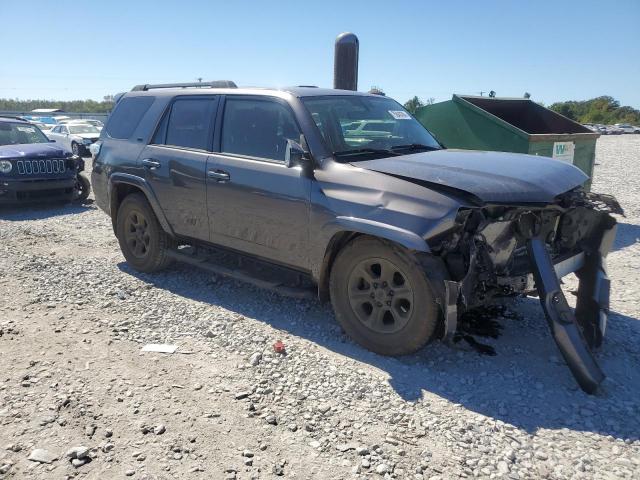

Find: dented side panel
<box><xmin>308</xmin><ymin>161</ymin><xmax>466</xmax><ymax>280</ymax></box>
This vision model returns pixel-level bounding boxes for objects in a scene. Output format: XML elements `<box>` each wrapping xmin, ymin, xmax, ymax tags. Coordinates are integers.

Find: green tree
<box><xmin>549</xmin><ymin>96</ymin><xmax>639</xmax><ymax>124</ymax></box>
<box><xmin>404</xmin><ymin>96</ymin><xmax>425</xmax><ymax>114</ymax></box>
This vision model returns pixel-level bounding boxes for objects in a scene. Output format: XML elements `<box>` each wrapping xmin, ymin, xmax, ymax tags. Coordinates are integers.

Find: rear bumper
<box><xmin>0</xmin><ymin>176</ymin><xmax>76</xmax><ymax>204</ymax></box>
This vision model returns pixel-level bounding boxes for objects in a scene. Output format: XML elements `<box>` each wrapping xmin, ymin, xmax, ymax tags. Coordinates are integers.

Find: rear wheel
<box><xmin>116</xmin><ymin>193</ymin><xmax>174</xmax><ymax>272</ymax></box>
<box><xmin>329</xmin><ymin>236</ymin><xmax>439</xmax><ymax>356</ymax></box>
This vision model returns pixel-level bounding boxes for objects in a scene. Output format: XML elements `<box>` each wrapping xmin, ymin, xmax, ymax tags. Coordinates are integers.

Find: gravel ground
<box><xmin>1</xmin><ymin>135</ymin><xmax>639</xmax><ymax>480</ymax></box>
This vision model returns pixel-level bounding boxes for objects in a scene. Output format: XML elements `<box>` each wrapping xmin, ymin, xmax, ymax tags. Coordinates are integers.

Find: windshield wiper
<box><xmin>389</xmin><ymin>143</ymin><xmax>439</xmax><ymax>152</ymax></box>
<box><xmin>333</xmin><ymin>148</ymin><xmax>399</xmax><ymax>158</ymax></box>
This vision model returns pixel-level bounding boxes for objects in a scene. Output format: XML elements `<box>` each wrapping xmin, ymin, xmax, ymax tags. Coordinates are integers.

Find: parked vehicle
<box><xmin>0</xmin><ymin>116</ymin><xmax>90</xmax><ymax>204</ymax></box>
<box><xmin>58</xmin><ymin>119</ymin><xmax>104</xmax><ymax>131</ymax></box>
<box><xmin>47</xmin><ymin>123</ymin><xmax>101</xmax><ymax>156</ymax></box>
<box><xmin>93</xmin><ymin>82</ymin><xmax>620</xmax><ymax>394</ymax></box>
<box><xmin>37</xmin><ymin>123</ymin><xmax>55</xmax><ymax>133</ymax></box>
<box><xmin>84</xmin><ymin>119</ymin><xmax>104</xmax><ymax>131</ymax></box>
<box><xmin>605</xmin><ymin>125</ymin><xmax>624</xmax><ymax>135</ymax></box>
<box><xmin>614</xmin><ymin>123</ymin><xmax>639</xmax><ymax>134</ymax></box>
<box><xmin>23</xmin><ymin>115</ymin><xmax>58</xmax><ymax>125</ymax></box>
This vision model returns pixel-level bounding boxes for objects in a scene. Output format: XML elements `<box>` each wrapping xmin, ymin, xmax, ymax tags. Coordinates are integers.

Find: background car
<box><xmin>47</xmin><ymin>123</ymin><xmax>100</xmax><ymax>156</ymax></box>
<box><xmin>0</xmin><ymin>116</ymin><xmax>89</xmax><ymax>204</ymax></box>
<box><xmin>59</xmin><ymin>118</ymin><xmax>104</xmax><ymax>131</ymax></box>
<box><xmin>614</xmin><ymin>123</ymin><xmax>638</xmax><ymax>134</ymax></box>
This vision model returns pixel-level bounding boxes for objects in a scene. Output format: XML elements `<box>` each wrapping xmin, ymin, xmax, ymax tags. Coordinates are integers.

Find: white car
<box><xmin>614</xmin><ymin>123</ymin><xmax>639</xmax><ymax>134</ymax></box>
<box><xmin>58</xmin><ymin>118</ymin><xmax>104</xmax><ymax>131</ymax></box>
<box><xmin>47</xmin><ymin>123</ymin><xmax>101</xmax><ymax>156</ymax></box>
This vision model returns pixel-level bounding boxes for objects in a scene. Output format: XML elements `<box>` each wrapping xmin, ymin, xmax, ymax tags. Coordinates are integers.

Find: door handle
<box><xmin>207</xmin><ymin>169</ymin><xmax>230</xmax><ymax>182</ymax></box>
<box><xmin>142</xmin><ymin>158</ymin><xmax>161</xmax><ymax>169</ymax></box>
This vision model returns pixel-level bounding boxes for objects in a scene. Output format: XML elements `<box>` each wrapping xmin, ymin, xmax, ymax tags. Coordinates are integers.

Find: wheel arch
<box><xmin>108</xmin><ymin>173</ymin><xmax>174</xmax><ymax>236</ymax></box>
<box><xmin>316</xmin><ymin>216</ymin><xmax>432</xmax><ymax>302</ymax></box>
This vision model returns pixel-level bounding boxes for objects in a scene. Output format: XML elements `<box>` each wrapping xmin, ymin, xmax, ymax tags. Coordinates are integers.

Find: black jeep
<box><xmin>92</xmin><ymin>82</ymin><xmax>619</xmax><ymax>393</ymax></box>
<box><xmin>0</xmin><ymin>116</ymin><xmax>90</xmax><ymax>204</ymax></box>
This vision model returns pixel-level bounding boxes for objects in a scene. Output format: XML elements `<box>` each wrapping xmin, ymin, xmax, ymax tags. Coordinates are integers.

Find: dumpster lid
<box><xmin>455</xmin><ymin>95</ymin><xmax>593</xmax><ymax>136</ymax></box>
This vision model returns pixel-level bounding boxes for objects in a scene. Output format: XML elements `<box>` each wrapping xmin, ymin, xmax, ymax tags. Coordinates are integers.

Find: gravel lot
<box><xmin>1</xmin><ymin>135</ymin><xmax>639</xmax><ymax>480</ymax></box>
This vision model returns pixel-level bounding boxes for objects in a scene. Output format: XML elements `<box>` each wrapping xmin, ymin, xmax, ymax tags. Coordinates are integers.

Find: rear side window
<box><xmin>221</xmin><ymin>98</ymin><xmax>300</xmax><ymax>161</ymax></box>
<box><xmin>163</xmin><ymin>98</ymin><xmax>217</xmax><ymax>150</ymax></box>
<box><xmin>106</xmin><ymin>96</ymin><xmax>154</xmax><ymax>139</ymax></box>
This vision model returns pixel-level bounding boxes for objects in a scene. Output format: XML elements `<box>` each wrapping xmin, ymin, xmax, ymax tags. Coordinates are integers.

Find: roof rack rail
<box><xmin>131</xmin><ymin>81</ymin><xmax>237</xmax><ymax>91</ymax></box>
<box><xmin>0</xmin><ymin>115</ymin><xmax>28</xmax><ymax>122</ymax></box>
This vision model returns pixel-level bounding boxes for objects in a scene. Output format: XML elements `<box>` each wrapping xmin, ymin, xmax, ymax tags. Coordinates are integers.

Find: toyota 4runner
<box><xmin>92</xmin><ymin>82</ymin><xmax>620</xmax><ymax>393</ymax></box>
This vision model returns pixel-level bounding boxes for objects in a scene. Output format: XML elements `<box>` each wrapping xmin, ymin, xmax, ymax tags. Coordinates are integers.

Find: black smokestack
<box><xmin>333</xmin><ymin>32</ymin><xmax>359</xmax><ymax>91</ymax></box>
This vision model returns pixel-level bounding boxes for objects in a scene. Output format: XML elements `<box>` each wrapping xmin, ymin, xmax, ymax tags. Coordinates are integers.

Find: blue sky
<box><xmin>1</xmin><ymin>0</ymin><xmax>638</xmax><ymax>107</ymax></box>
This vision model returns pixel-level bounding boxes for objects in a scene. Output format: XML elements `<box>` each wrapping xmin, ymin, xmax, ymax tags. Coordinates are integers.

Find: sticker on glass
<box><xmin>17</xmin><ymin>126</ymin><xmax>36</xmax><ymax>133</ymax></box>
<box><xmin>388</xmin><ymin>110</ymin><xmax>411</xmax><ymax>120</ymax></box>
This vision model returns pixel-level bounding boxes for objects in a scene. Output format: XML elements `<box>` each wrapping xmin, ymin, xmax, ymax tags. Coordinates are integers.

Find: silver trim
<box><xmin>15</xmin><ymin>159</ymin><xmax>66</xmax><ymax>176</ymax></box>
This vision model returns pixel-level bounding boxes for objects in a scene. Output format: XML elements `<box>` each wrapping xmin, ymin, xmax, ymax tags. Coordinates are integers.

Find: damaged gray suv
<box><xmin>92</xmin><ymin>82</ymin><xmax>620</xmax><ymax>393</ymax></box>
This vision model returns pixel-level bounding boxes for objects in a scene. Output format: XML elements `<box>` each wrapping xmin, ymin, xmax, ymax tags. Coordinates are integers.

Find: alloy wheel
<box><xmin>347</xmin><ymin>257</ymin><xmax>414</xmax><ymax>334</ymax></box>
<box><xmin>123</xmin><ymin>209</ymin><xmax>151</xmax><ymax>258</ymax></box>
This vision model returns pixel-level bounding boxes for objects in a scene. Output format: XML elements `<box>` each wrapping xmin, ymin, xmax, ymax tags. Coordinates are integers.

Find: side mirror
<box><xmin>49</xmin><ymin>139</ymin><xmax>56</xmax><ymax>143</ymax></box>
<box><xmin>284</xmin><ymin>139</ymin><xmax>308</xmax><ymax>168</ymax></box>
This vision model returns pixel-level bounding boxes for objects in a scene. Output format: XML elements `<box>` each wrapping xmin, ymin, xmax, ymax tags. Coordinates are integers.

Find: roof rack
<box><xmin>131</xmin><ymin>81</ymin><xmax>237</xmax><ymax>91</ymax></box>
<box><xmin>0</xmin><ymin>115</ymin><xmax>28</xmax><ymax>122</ymax></box>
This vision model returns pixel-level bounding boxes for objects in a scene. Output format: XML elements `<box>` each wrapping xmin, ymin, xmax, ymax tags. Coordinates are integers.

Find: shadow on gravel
<box><xmin>119</xmin><ymin>262</ymin><xmax>640</xmax><ymax>442</ymax></box>
<box><xmin>0</xmin><ymin>201</ymin><xmax>95</xmax><ymax>220</ymax></box>
<box><xmin>612</xmin><ymin>221</ymin><xmax>640</xmax><ymax>252</ymax></box>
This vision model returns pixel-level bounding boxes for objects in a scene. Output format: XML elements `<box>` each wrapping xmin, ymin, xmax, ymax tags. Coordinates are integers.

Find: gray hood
<box><xmin>353</xmin><ymin>149</ymin><xmax>588</xmax><ymax>204</ymax></box>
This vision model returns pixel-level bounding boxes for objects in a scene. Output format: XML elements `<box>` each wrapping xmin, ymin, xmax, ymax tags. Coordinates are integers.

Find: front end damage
<box><xmin>429</xmin><ymin>189</ymin><xmax>621</xmax><ymax>393</ymax></box>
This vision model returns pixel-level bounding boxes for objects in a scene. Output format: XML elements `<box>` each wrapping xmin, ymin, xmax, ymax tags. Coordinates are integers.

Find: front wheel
<box><xmin>72</xmin><ymin>174</ymin><xmax>91</xmax><ymax>203</ymax></box>
<box><xmin>116</xmin><ymin>193</ymin><xmax>174</xmax><ymax>272</ymax></box>
<box><xmin>71</xmin><ymin>142</ymin><xmax>80</xmax><ymax>156</ymax></box>
<box><xmin>329</xmin><ymin>236</ymin><xmax>439</xmax><ymax>356</ymax></box>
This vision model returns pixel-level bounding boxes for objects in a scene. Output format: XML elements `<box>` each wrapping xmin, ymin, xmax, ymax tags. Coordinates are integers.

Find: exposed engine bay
<box><xmin>428</xmin><ymin>188</ymin><xmax>622</xmax><ymax>393</ymax></box>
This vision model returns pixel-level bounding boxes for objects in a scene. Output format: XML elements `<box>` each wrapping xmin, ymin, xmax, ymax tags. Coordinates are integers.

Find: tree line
<box><xmin>0</xmin><ymin>98</ymin><xmax>114</xmax><ymax>113</ymax></box>
<box><xmin>548</xmin><ymin>96</ymin><xmax>639</xmax><ymax>124</ymax></box>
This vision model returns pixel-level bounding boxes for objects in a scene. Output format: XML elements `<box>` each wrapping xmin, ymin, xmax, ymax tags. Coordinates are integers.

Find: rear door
<box><xmin>138</xmin><ymin>96</ymin><xmax>219</xmax><ymax>241</ymax></box>
<box><xmin>206</xmin><ymin>96</ymin><xmax>311</xmax><ymax>269</ymax></box>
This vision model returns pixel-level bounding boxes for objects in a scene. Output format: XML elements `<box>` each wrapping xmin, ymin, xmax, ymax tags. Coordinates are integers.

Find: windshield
<box><xmin>0</xmin><ymin>122</ymin><xmax>49</xmax><ymax>146</ymax></box>
<box><xmin>302</xmin><ymin>95</ymin><xmax>441</xmax><ymax>159</ymax></box>
<box><xmin>69</xmin><ymin>125</ymin><xmax>99</xmax><ymax>134</ymax></box>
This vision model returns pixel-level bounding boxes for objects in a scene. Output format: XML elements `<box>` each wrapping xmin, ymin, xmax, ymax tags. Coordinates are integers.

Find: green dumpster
<box><xmin>415</xmin><ymin>95</ymin><xmax>600</xmax><ymax>188</ymax></box>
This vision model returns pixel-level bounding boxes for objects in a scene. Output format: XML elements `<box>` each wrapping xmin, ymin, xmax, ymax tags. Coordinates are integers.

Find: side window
<box><xmin>61</xmin><ymin>126</ymin><xmax>69</xmax><ymax>134</ymax></box>
<box><xmin>105</xmin><ymin>96</ymin><xmax>155</xmax><ymax>139</ymax></box>
<box><xmin>163</xmin><ymin>98</ymin><xmax>217</xmax><ymax>150</ymax></box>
<box><xmin>51</xmin><ymin>126</ymin><xmax>59</xmax><ymax>133</ymax></box>
<box><xmin>221</xmin><ymin>98</ymin><xmax>301</xmax><ymax>162</ymax></box>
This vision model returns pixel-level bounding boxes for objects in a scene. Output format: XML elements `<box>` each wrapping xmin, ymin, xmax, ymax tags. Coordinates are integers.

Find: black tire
<box><xmin>72</xmin><ymin>174</ymin><xmax>91</xmax><ymax>204</ymax></box>
<box><xmin>71</xmin><ymin>142</ymin><xmax>80</xmax><ymax>156</ymax></box>
<box><xmin>116</xmin><ymin>193</ymin><xmax>174</xmax><ymax>273</ymax></box>
<box><xmin>329</xmin><ymin>236</ymin><xmax>439</xmax><ymax>356</ymax></box>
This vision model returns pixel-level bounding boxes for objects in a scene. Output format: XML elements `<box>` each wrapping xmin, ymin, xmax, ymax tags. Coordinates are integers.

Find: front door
<box><xmin>139</xmin><ymin>96</ymin><xmax>219</xmax><ymax>242</ymax></box>
<box><xmin>207</xmin><ymin>96</ymin><xmax>311</xmax><ymax>269</ymax></box>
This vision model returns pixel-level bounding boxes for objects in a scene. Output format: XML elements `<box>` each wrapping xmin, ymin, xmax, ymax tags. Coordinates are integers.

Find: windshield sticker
<box><xmin>388</xmin><ymin>110</ymin><xmax>411</xmax><ymax>120</ymax></box>
<box><xmin>16</xmin><ymin>126</ymin><xmax>36</xmax><ymax>133</ymax></box>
